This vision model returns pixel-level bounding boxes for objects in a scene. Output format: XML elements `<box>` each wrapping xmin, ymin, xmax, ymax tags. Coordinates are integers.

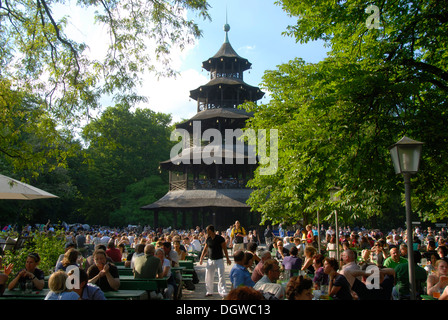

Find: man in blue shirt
<box><xmin>278</xmin><ymin>224</ymin><xmax>285</xmax><ymax>238</ymax></box>
<box><xmin>230</xmin><ymin>250</ymin><xmax>255</xmax><ymax>289</ymax></box>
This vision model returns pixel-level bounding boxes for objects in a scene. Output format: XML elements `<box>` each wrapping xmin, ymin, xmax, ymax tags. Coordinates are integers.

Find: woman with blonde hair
<box><xmin>427</xmin><ymin>259</ymin><xmax>448</xmax><ymax>298</ymax></box>
<box><xmin>44</xmin><ymin>270</ymin><xmax>80</xmax><ymax>300</ymax></box>
<box><xmin>301</xmin><ymin>246</ymin><xmax>317</xmax><ymax>275</ymax></box>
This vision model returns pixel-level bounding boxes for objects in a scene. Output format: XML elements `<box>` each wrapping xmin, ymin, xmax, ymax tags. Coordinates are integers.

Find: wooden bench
<box><xmin>124</xmin><ymin>246</ymin><xmax>134</xmax><ymax>254</ymax></box>
<box><xmin>179</xmin><ymin>260</ymin><xmax>195</xmax><ymax>272</ymax></box>
<box><xmin>118</xmin><ymin>268</ymin><xmax>134</xmax><ymax>276</ymax></box>
<box><xmin>119</xmin><ymin>280</ymin><xmax>158</xmax><ymax>291</ymax></box>
<box><xmin>181</xmin><ymin>274</ymin><xmax>193</xmax><ymax>281</ymax></box>
<box><xmin>177</xmin><ymin>260</ymin><xmax>196</xmax><ymax>290</ymax></box>
<box><xmin>119</xmin><ymin>277</ymin><xmax>169</xmax><ymax>299</ymax></box>
<box><xmin>184</xmin><ymin>255</ymin><xmax>196</xmax><ymax>263</ymax></box>
<box><xmin>179</xmin><ymin>260</ymin><xmax>194</xmax><ymax>269</ymax></box>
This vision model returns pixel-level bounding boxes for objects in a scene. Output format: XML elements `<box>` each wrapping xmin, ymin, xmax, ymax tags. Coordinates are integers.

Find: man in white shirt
<box><xmin>100</xmin><ymin>234</ymin><xmax>111</xmax><ymax>245</ymax></box>
<box><xmin>191</xmin><ymin>235</ymin><xmax>202</xmax><ymax>253</ymax></box>
<box><xmin>254</xmin><ymin>259</ymin><xmax>285</xmax><ymax>300</ymax></box>
<box><xmin>127</xmin><ymin>233</ymin><xmax>135</xmax><ymax>246</ymax></box>
<box><xmin>283</xmin><ymin>237</ymin><xmax>295</xmax><ymax>251</ymax></box>
<box><xmin>339</xmin><ymin>249</ymin><xmax>361</xmax><ymax>287</ymax></box>
<box><xmin>326</xmin><ymin>226</ymin><xmax>335</xmax><ymax>242</ymax></box>
<box><xmin>129</xmin><ymin>243</ymin><xmax>145</xmax><ymax>269</ymax></box>
<box><xmin>226</xmin><ymin>225</ymin><xmax>232</xmax><ymax>239</ymax></box>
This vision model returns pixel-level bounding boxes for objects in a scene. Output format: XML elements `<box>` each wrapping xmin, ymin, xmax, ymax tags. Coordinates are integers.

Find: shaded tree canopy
<box><xmin>0</xmin><ymin>0</ymin><xmax>210</xmax><ymax>225</ymax></box>
<box><xmin>79</xmin><ymin>104</ymin><xmax>173</xmax><ymax>224</ymax></box>
<box><xmin>244</xmin><ymin>0</ymin><xmax>448</xmax><ymax>226</ymax></box>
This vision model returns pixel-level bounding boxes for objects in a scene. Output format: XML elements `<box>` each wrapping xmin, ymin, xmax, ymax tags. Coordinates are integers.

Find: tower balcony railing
<box><xmin>198</xmin><ymin>100</ymin><xmax>241</xmax><ymax>111</ymax></box>
<box><xmin>169</xmin><ymin>178</ymin><xmax>249</xmax><ymax>191</ymax></box>
<box><xmin>210</xmin><ymin>71</ymin><xmax>242</xmax><ymax>80</ymax></box>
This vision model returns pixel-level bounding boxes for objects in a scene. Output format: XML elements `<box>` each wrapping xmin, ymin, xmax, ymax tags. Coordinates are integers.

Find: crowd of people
<box><xmin>224</xmin><ymin>223</ymin><xmax>448</xmax><ymax>300</ymax></box>
<box><xmin>0</xmin><ymin>223</ymin><xmax>209</xmax><ymax>300</ymax></box>
<box><xmin>1</xmin><ymin>221</ymin><xmax>448</xmax><ymax>301</ymax></box>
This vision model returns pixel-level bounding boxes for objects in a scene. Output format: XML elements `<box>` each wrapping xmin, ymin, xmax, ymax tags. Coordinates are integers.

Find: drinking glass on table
<box><xmin>321</xmin><ymin>284</ymin><xmax>328</xmax><ymax>294</ymax></box>
<box><xmin>25</xmin><ymin>279</ymin><xmax>33</xmax><ymax>293</ymax></box>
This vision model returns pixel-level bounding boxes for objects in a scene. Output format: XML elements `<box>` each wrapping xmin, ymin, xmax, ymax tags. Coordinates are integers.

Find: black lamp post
<box><xmin>389</xmin><ymin>136</ymin><xmax>423</xmax><ymax>300</ymax></box>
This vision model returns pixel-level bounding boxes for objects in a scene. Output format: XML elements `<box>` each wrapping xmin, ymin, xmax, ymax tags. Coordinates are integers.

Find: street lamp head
<box><xmin>389</xmin><ymin>136</ymin><xmax>424</xmax><ymax>175</ymax></box>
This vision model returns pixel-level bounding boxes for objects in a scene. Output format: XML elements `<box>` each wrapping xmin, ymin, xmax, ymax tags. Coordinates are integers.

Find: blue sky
<box><xmin>56</xmin><ymin>0</ymin><xmax>329</xmax><ymax>124</ymax></box>
<box><xmin>184</xmin><ymin>1</ymin><xmax>328</xmax><ymax>87</ymax></box>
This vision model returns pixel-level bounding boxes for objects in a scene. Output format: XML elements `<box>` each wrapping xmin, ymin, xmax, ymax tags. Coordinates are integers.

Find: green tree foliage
<box><xmin>2</xmin><ymin>229</ymin><xmax>66</xmax><ymax>279</ymax></box>
<box><xmin>109</xmin><ymin>175</ymin><xmax>168</xmax><ymax>226</ymax></box>
<box><xmin>0</xmin><ymin>166</ymin><xmax>82</xmax><ymax>225</ymax></box>
<box><xmin>0</xmin><ymin>104</ymin><xmax>172</xmax><ymax>226</ymax></box>
<box><xmin>244</xmin><ymin>0</ymin><xmax>448</xmax><ymax>226</ymax></box>
<box><xmin>0</xmin><ymin>107</ymin><xmax>84</xmax><ymax>225</ymax></box>
<box><xmin>0</xmin><ymin>81</ymin><xmax>77</xmax><ymax>175</ymax></box>
<box><xmin>80</xmin><ymin>104</ymin><xmax>172</xmax><ymax>224</ymax></box>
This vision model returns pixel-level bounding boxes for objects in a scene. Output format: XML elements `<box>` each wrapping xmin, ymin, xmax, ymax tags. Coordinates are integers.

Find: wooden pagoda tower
<box><xmin>141</xmin><ymin>22</ymin><xmax>265</xmax><ymax>231</ymax></box>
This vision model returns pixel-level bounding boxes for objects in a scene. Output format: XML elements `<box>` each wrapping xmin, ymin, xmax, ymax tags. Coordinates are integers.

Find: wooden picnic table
<box><xmin>0</xmin><ymin>288</ymin><xmax>146</xmax><ymax>300</ymax></box>
<box><xmin>1</xmin><ymin>289</ymin><xmax>49</xmax><ymax>299</ymax></box>
<box><xmin>104</xmin><ymin>289</ymin><xmax>146</xmax><ymax>299</ymax></box>
<box><xmin>421</xmin><ymin>295</ymin><xmax>438</xmax><ymax>300</ymax></box>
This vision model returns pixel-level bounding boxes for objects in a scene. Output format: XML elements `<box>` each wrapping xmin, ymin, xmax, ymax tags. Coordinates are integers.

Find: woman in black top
<box><xmin>7</xmin><ymin>252</ymin><xmax>45</xmax><ymax>291</ymax></box>
<box><xmin>87</xmin><ymin>249</ymin><xmax>120</xmax><ymax>291</ymax></box>
<box><xmin>323</xmin><ymin>257</ymin><xmax>353</xmax><ymax>300</ymax></box>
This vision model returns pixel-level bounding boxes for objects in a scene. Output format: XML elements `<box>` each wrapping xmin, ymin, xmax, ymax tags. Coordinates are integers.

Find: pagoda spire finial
<box><xmin>224</xmin><ymin>8</ymin><xmax>230</xmax><ymax>43</ymax></box>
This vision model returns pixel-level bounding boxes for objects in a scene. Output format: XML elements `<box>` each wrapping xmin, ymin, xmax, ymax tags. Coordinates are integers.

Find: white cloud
<box><xmin>137</xmin><ymin>68</ymin><xmax>207</xmax><ymax>124</ymax></box>
<box><xmin>53</xmin><ymin>3</ymin><xmax>207</xmax><ymax>125</ymax></box>
<box><xmin>134</xmin><ymin>29</ymin><xmax>208</xmax><ymax>124</ymax></box>
<box><xmin>239</xmin><ymin>45</ymin><xmax>256</xmax><ymax>53</ymax></box>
